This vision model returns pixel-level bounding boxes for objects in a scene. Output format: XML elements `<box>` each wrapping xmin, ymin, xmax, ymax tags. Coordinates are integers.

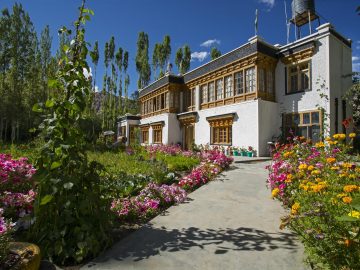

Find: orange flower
<box><xmin>344</xmin><ymin>239</ymin><xmax>352</xmax><ymax>247</ymax></box>
<box><xmin>326</xmin><ymin>157</ymin><xmax>336</xmax><ymax>164</ymax></box>
<box><xmin>342</xmin><ymin>197</ymin><xmax>352</xmax><ymax>204</ymax></box>
<box><xmin>344</xmin><ymin>185</ymin><xmax>358</xmax><ymax>193</ymax></box>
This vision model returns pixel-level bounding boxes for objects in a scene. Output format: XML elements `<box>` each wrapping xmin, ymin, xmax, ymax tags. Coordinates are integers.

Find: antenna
<box><xmin>284</xmin><ymin>0</ymin><xmax>290</xmax><ymax>43</ymax></box>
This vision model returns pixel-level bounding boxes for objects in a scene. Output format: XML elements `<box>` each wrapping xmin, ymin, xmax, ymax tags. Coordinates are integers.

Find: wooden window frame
<box><xmin>201</xmin><ymin>84</ymin><xmax>208</xmax><ymax>104</ymax></box>
<box><xmin>224</xmin><ymin>75</ymin><xmax>233</xmax><ymax>98</ymax></box>
<box><xmin>283</xmin><ymin>110</ymin><xmax>322</xmax><ymax>142</ymax></box>
<box><xmin>216</xmin><ymin>78</ymin><xmax>224</xmax><ymax>100</ymax></box>
<box><xmin>245</xmin><ymin>67</ymin><xmax>256</xmax><ymax>93</ymax></box>
<box><xmin>208</xmin><ymin>116</ymin><xmax>233</xmax><ymax>146</ymax></box>
<box><xmin>152</xmin><ymin>124</ymin><xmax>163</xmax><ymax>144</ymax></box>
<box><xmin>286</xmin><ymin>60</ymin><xmax>310</xmax><ymax>95</ymax></box>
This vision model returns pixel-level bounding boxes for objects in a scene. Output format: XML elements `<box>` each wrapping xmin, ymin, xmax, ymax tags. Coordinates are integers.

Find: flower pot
<box><xmin>233</xmin><ymin>150</ymin><xmax>239</xmax><ymax>156</ymax></box>
<box><xmin>241</xmin><ymin>151</ymin><xmax>247</xmax><ymax>156</ymax></box>
<box><xmin>247</xmin><ymin>152</ymin><xmax>253</xmax><ymax>157</ymax></box>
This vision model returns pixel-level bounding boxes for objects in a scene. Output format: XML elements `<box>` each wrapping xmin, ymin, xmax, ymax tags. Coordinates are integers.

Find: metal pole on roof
<box><xmin>308</xmin><ymin>10</ymin><xmax>312</xmax><ymax>34</ymax></box>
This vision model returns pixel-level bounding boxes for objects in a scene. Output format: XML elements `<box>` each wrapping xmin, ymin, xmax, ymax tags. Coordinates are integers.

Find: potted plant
<box><xmin>247</xmin><ymin>146</ymin><xmax>254</xmax><ymax>157</ymax></box>
<box><xmin>240</xmin><ymin>147</ymin><xmax>247</xmax><ymax>156</ymax></box>
<box><xmin>233</xmin><ymin>147</ymin><xmax>239</xmax><ymax>156</ymax></box>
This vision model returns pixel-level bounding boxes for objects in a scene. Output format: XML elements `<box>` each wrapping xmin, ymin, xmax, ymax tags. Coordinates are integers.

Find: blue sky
<box><xmin>2</xmin><ymin>0</ymin><xmax>360</xmax><ymax>95</ymax></box>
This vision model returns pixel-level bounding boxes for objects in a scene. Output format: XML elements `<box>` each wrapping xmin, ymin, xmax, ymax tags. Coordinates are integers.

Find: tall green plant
<box><xmin>31</xmin><ymin>0</ymin><xmax>111</xmax><ymax>264</ymax></box>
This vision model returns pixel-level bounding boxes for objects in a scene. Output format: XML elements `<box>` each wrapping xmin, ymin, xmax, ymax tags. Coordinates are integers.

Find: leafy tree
<box><xmin>175</xmin><ymin>47</ymin><xmax>183</xmax><ymax>74</ymax></box>
<box><xmin>162</xmin><ymin>35</ymin><xmax>171</xmax><ymax>70</ymax></box>
<box><xmin>31</xmin><ymin>1</ymin><xmax>111</xmax><ymax>264</ymax></box>
<box><xmin>152</xmin><ymin>43</ymin><xmax>161</xmax><ymax>79</ymax></box>
<box><xmin>89</xmin><ymin>40</ymin><xmax>99</xmax><ymax>90</ymax></box>
<box><xmin>175</xmin><ymin>45</ymin><xmax>191</xmax><ymax>74</ymax></box>
<box><xmin>210</xmin><ymin>47</ymin><xmax>221</xmax><ymax>60</ymax></box>
<box><xmin>135</xmin><ymin>31</ymin><xmax>151</xmax><ymax>88</ymax></box>
<box><xmin>115</xmin><ymin>47</ymin><xmax>123</xmax><ymax>114</ymax></box>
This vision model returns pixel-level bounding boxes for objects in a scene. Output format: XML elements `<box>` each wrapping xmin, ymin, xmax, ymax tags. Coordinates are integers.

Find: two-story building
<box><xmin>118</xmin><ymin>23</ymin><xmax>352</xmax><ymax>156</ymax></box>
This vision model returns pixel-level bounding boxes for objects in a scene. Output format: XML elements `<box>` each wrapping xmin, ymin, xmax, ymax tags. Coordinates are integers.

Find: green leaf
<box><xmin>83</xmin><ymin>8</ymin><xmax>94</xmax><ymax>15</ymax></box>
<box><xmin>45</xmin><ymin>99</ymin><xmax>54</xmax><ymax>108</ymax></box>
<box><xmin>32</xmin><ymin>103</ymin><xmax>43</xmax><ymax>113</ymax></box>
<box><xmin>48</xmin><ymin>79</ymin><xmax>58</xmax><ymax>89</ymax></box>
<box><xmin>336</xmin><ymin>216</ymin><xmax>359</xmax><ymax>222</ymax></box>
<box><xmin>50</xmin><ymin>161</ymin><xmax>62</xmax><ymax>170</ymax></box>
<box><xmin>63</xmin><ymin>182</ymin><xmax>74</xmax><ymax>190</ymax></box>
<box><xmin>40</xmin><ymin>195</ymin><xmax>54</xmax><ymax>206</ymax></box>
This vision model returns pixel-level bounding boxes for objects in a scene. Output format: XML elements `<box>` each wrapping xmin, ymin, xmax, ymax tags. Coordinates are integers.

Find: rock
<box><xmin>8</xmin><ymin>242</ymin><xmax>41</xmax><ymax>270</ymax></box>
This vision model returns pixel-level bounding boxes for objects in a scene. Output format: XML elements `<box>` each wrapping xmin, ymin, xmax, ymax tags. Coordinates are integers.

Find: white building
<box><xmin>118</xmin><ymin>22</ymin><xmax>353</xmax><ymax>156</ymax></box>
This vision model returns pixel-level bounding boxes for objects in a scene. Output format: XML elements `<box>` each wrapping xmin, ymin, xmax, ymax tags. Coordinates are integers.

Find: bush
<box><xmin>267</xmin><ymin>134</ymin><xmax>360</xmax><ymax>269</ymax></box>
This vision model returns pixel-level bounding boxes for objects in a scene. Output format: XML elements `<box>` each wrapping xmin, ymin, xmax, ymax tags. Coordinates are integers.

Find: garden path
<box><xmin>82</xmin><ymin>161</ymin><xmax>307</xmax><ymax>270</ymax></box>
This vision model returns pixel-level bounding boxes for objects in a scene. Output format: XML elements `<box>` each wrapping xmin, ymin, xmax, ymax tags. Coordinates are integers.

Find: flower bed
<box><xmin>111</xmin><ymin>148</ymin><xmax>233</xmax><ymax>219</ymax></box>
<box><xmin>267</xmin><ymin>134</ymin><xmax>360</xmax><ymax>269</ymax></box>
<box><xmin>0</xmin><ymin>154</ymin><xmax>36</xmax><ymax>265</ymax></box>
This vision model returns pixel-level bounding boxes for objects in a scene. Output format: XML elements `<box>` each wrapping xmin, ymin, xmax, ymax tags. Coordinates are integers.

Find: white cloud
<box><xmin>94</xmin><ymin>85</ymin><xmax>99</xmax><ymax>92</ymax></box>
<box><xmin>200</xmin><ymin>39</ymin><xmax>220</xmax><ymax>48</ymax></box>
<box><xmin>259</xmin><ymin>0</ymin><xmax>275</xmax><ymax>9</ymax></box>
<box><xmin>191</xmin><ymin>51</ymin><xmax>209</xmax><ymax>62</ymax></box>
<box><xmin>353</xmin><ymin>62</ymin><xmax>360</xmax><ymax>72</ymax></box>
<box><xmin>353</xmin><ymin>56</ymin><xmax>360</xmax><ymax>62</ymax></box>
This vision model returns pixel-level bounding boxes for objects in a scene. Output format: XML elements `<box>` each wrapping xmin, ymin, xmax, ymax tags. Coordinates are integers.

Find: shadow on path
<box><xmin>88</xmin><ymin>225</ymin><xmax>299</xmax><ymax>266</ymax></box>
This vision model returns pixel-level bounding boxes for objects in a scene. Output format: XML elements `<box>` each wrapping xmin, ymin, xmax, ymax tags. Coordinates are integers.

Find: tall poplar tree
<box><xmin>135</xmin><ymin>31</ymin><xmax>151</xmax><ymax>89</ymax></box>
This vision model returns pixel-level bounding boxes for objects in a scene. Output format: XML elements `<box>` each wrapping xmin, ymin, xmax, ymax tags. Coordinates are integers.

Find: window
<box><xmin>267</xmin><ymin>70</ymin><xmax>274</xmax><ymax>94</ymax></box>
<box><xmin>283</xmin><ymin>110</ymin><xmax>321</xmax><ymax>142</ymax></box>
<box><xmin>234</xmin><ymin>71</ymin><xmax>244</xmax><ymax>95</ymax></box>
<box><xmin>245</xmin><ymin>67</ymin><xmax>256</xmax><ymax>93</ymax></box>
<box><xmin>225</xmin><ymin>76</ymin><xmax>233</xmax><ymax>98</ymax></box>
<box><xmin>141</xmin><ymin>129</ymin><xmax>149</xmax><ymax>144</ymax></box>
<box><xmin>216</xmin><ymin>79</ymin><xmax>223</xmax><ymax>100</ymax></box>
<box><xmin>152</xmin><ymin>125</ymin><xmax>163</xmax><ymax>144</ymax></box>
<box><xmin>258</xmin><ymin>68</ymin><xmax>265</xmax><ymax>92</ymax></box>
<box><xmin>287</xmin><ymin>61</ymin><xmax>310</xmax><ymax>94</ymax></box>
<box><xmin>201</xmin><ymin>84</ymin><xmax>208</xmax><ymax>104</ymax></box>
<box><xmin>208</xmin><ymin>82</ymin><xmax>215</xmax><ymax>102</ymax></box>
<box><xmin>211</xmin><ymin>126</ymin><xmax>232</xmax><ymax>145</ymax></box>
<box><xmin>208</xmin><ymin>116</ymin><xmax>233</xmax><ymax>145</ymax></box>
<box><xmin>191</xmin><ymin>88</ymin><xmax>196</xmax><ymax>107</ymax></box>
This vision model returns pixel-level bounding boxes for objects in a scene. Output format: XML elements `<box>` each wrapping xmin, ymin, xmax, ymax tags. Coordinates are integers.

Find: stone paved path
<box><xmin>82</xmin><ymin>161</ymin><xmax>307</xmax><ymax>270</ymax></box>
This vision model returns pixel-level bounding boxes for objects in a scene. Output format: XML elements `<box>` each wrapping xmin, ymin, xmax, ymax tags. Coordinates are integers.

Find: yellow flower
<box><xmin>343</xmin><ymin>185</ymin><xmax>359</xmax><ymax>193</ymax></box>
<box><xmin>348</xmin><ymin>210</ymin><xmax>360</xmax><ymax>219</ymax></box>
<box><xmin>285</xmin><ymin>174</ymin><xmax>293</xmax><ymax>183</ymax></box>
<box><xmin>315</xmin><ymin>142</ymin><xmax>325</xmax><ymax>148</ymax></box>
<box><xmin>333</xmin><ymin>134</ymin><xmax>340</xmax><ymax>140</ymax></box>
<box><xmin>326</xmin><ymin>157</ymin><xmax>336</xmax><ymax>164</ymax></box>
<box><xmin>338</xmin><ymin>134</ymin><xmax>346</xmax><ymax>140</ymax></box>
<box><xmin>349</xmin><ymin>174</ymin><xmax>356</xmax><ymax>180</ymax></box>
<box><xmin>307</xmin><ymin>165</ymin><xmax>315</xmax><ymax>171</ymax></box>
<box><xmin>298</xmin><ymin>164</ymin><xmax>308</xmax><ymax>170</ymax></box>
<box><xmin>342</xmin><ymin>163</ymin><xmax>354</xmax><ymax>169</ymax></box>
<box><xmin>291</xmin><ymin>202</ymin><xmax>300</xmax><ymax>214</ymax></box>
<box><xmin>311</xmin><ymin>170</ymin><xmax>321</xmax><ymax>176</ymax></box>
<box><xmin>325</xmin><ymin>137</ymin><xmax>332</xmax><ymax>142</ymax></box>
<box><xmin>349</xmin><ymin>133</ymin><xmax>356</xmax><ymax>138</ymax></box>
<box><xmin>283</xmin><ymin>151</ymin><xmax>293</xmax><ymax>158</ymax></box>
<box><xmin>339</xmin><ymin>173</ymin><xmax>348</xmax><ymax>178</ymax></box>
<box><xmin>330</xmin><ymin>166</ymin><xmax>340</xmax><ymax>171</ymax></box>
<box><xmin>337</xmin><ymin>193</ymin><xmax>347</xmax><ymax>198</ymax></box>
<box><xmin>342</xmin><ymin>197</ymin><xmax>352</xmax><ymax>204</ymax></box>
<box><xmin>271</xmin><ymin>188</ymin><xmax>280</xmax><ymax>198</ymax></box>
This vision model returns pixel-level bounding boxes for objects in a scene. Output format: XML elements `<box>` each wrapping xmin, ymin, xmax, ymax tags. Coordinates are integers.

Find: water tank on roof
<box><xmin>291</xmin><ymin>0</ymin><xmax>318</xmax><ymax>27</ymax></box>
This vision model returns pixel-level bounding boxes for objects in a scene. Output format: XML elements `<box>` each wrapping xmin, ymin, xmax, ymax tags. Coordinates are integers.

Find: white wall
<box><xmin>195</xmin><ymin>100</ymin><xmax>260</xmax><ymax>153</ymax></box>
<box><xmin>140</xmin><ymin>113</ymin><xmax>180</xmax><ymax>144</ymax></box>
<box><xmin>258</xmin><ymin>100</ymin><xmax>281</xmax><ymax>156</ymax></box>
<box><xmin>328</xmin><ymin>34</ymin><xmax>353</xmax><ymax>134</ymax></box>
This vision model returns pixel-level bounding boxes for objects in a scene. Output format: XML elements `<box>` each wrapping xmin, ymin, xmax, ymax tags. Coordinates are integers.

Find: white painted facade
<box><xmin>120</xmin><ymin>23</ymin><xmax>353</xmax><ymax>156</ymax></box>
